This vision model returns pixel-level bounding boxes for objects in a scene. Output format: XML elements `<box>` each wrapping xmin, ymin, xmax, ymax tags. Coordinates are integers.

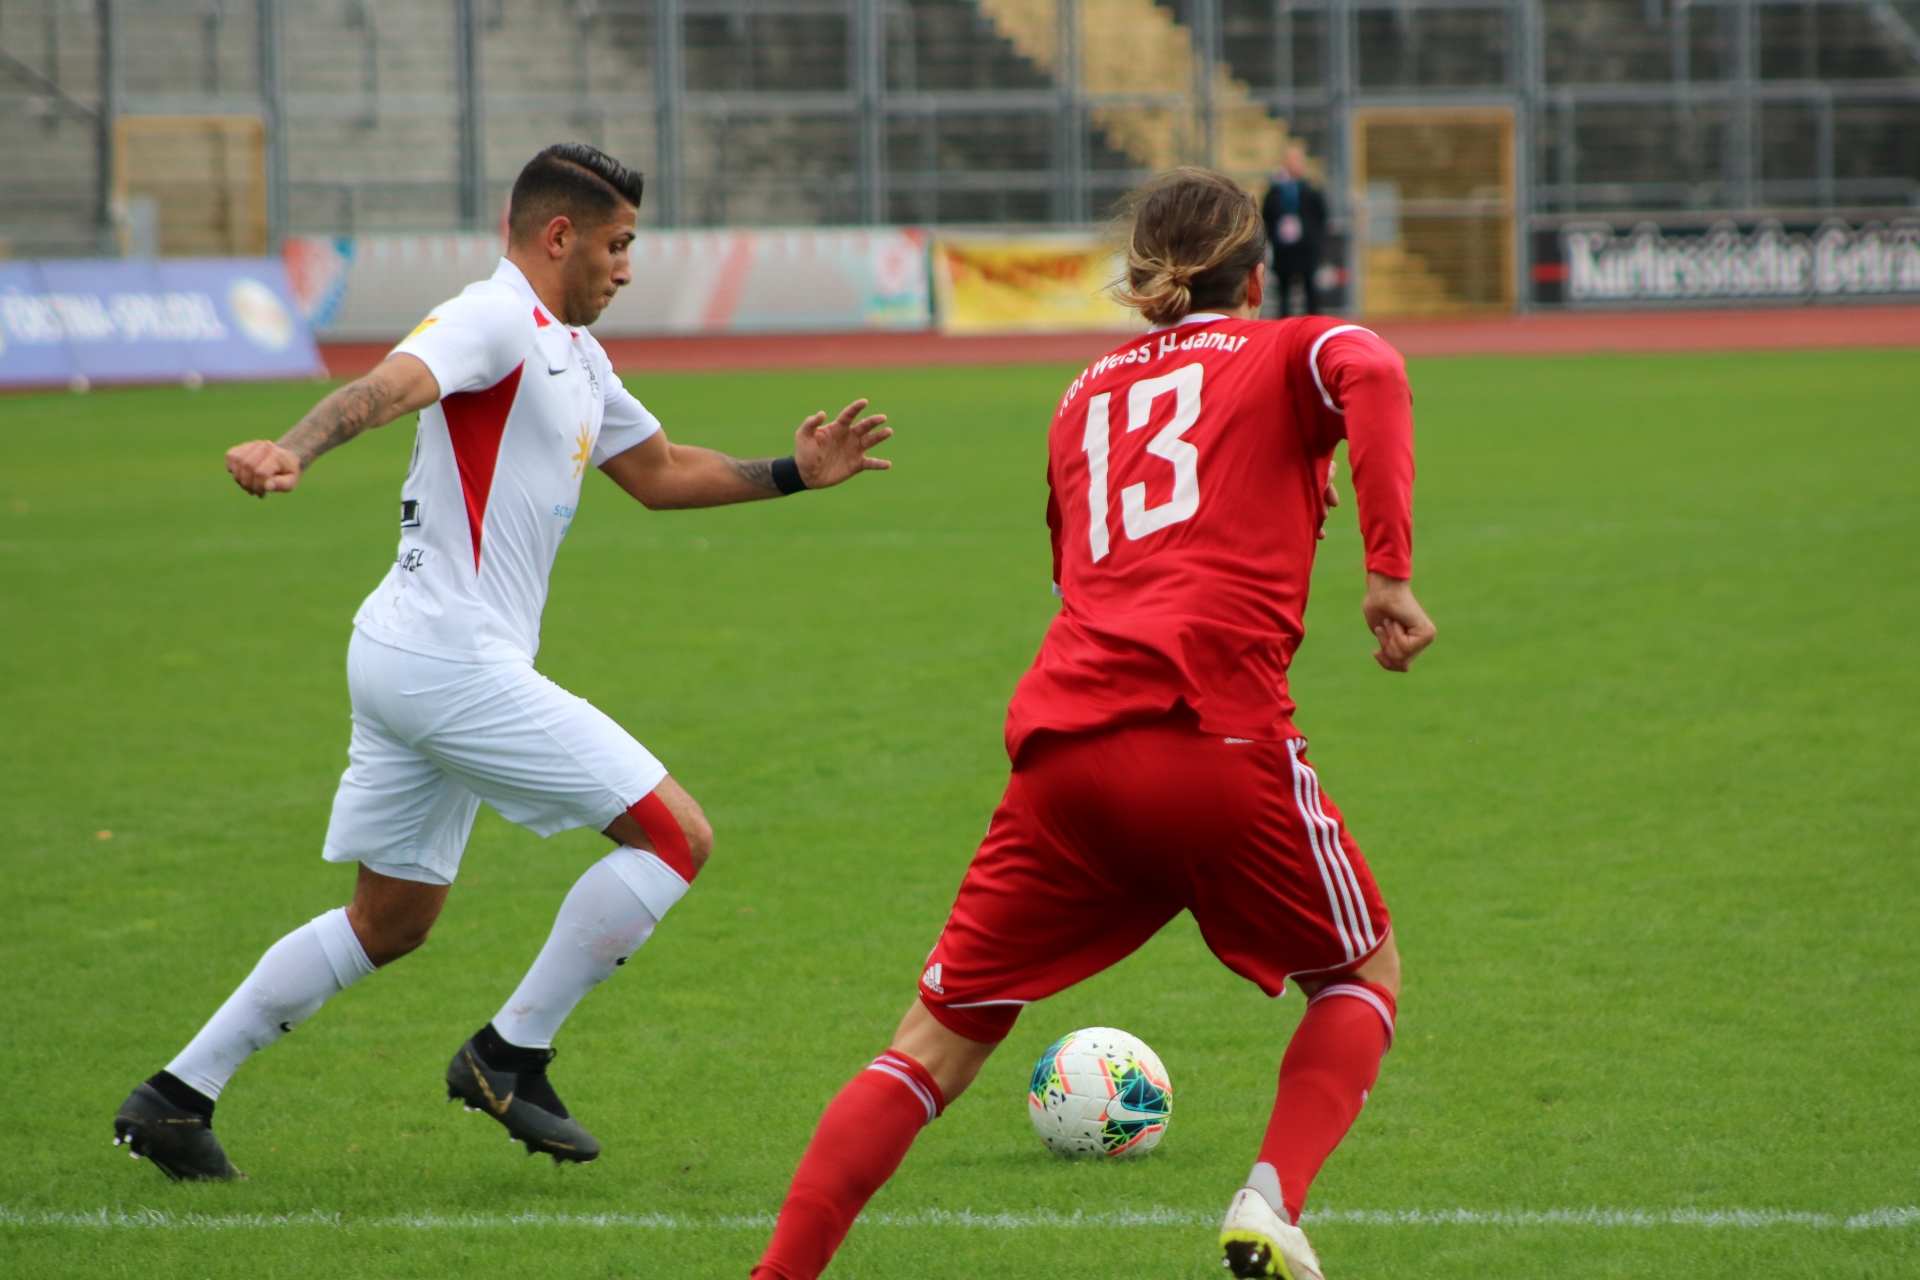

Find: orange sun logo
<box><xmin>570</xmin><ymin>423</ymin><xmax>591</xmax><ymax>477</ymax></box>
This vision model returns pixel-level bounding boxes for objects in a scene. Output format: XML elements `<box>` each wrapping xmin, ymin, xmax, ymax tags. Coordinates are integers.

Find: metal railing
<box><xmin>2</xmin><ymin>0</ymin><xmax>1918</xmax><ymax>285</ymax></box>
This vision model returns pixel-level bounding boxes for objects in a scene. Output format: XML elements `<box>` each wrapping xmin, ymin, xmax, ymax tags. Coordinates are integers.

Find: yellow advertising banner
<box><xmin>932</xmin><ymin>236</ymin><xmax>1144</xmax><ymax>334</ymax></box>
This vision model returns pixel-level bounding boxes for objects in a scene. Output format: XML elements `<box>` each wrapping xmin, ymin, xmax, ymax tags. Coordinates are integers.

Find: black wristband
<box><xmin>771</xmin><ymin>456</ymin><xmax>808</xmax><ymax>495</ymax></box>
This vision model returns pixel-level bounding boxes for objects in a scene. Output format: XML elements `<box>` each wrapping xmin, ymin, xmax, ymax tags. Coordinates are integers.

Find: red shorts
<box><xmin>918</xmin><ymin>709</ymin><xmax>1390</xmax><ymax>1042</ymax></box>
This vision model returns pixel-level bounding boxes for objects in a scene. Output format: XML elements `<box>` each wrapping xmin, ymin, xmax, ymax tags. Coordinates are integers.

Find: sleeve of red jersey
<box><xmin>1315</xmin><ymin>328</ymin><xmax>1415</xmax><ymax>580</ymax></box>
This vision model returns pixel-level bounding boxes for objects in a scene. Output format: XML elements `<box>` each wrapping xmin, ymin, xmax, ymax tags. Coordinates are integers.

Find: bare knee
<box><xmin>1359</xmin><ymin>931</ymin><xmax>1401</xmax><ymax>1000</ymax></box>
<box><xmin>890</xmin><ymin>999</ymin><xmax>1000</xmax><ymax>1105</ymax></box>
<box><xmin>655</xmin><ymin>777</ymin><xmax>713</xmax><ymax>871</ymax></box>
<box><xmin>1297</xmin><ymin>929</ymin><xmax>1401</xmax><ymax>1002</ymax></box>
<box><xmin>354</xmin><ymin>917</ymin><xmax>433</xmax><ymax>966</ymax></box>
<box><xmin>348</xmin><ymin>865</ymin><xmax>449</xmax><ymax>967</ymax></box>
<box><xmin>606</xmin><ymin>776</ymin><xmax>713</xmax><ymax>873</ymax></box>
<box><xmin>679</xmin><ymin>806</ymin><xmax>714</xmax><ymax>872</ymax></box>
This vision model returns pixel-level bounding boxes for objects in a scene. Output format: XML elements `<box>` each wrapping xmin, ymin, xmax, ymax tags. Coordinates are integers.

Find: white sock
<box><xmin>491</xmin><ymin>847</ymin><xmax>680</xmax><ymax>1050</ymax></box>
<box><xmin>165</xmin><ymin>907</ymin><xmax>375</xmax><ymax>1100</ymax></box>
<box><xmin>1246</xmin><ymin>1161</ymin><xmax>1288</xmax><ymax>1220</ymax></box>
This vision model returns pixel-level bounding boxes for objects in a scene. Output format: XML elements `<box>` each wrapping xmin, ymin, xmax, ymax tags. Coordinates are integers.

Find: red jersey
<box><xmin>1004</xmin><ymin>313</ymin><xmax>1415</xmax><ymax>759</ymax></box>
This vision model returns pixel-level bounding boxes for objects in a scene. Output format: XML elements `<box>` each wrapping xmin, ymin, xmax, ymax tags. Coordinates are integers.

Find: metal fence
<box><xmin>3</xmin><ymin>0</ymin><xmax>1918</xmax><ymax>307</ymax></box>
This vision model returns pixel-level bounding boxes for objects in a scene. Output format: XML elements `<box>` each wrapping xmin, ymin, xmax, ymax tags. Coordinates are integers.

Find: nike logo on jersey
<box><xmin>547</xmin><ymin>365</ymin><xmax>567</xmax><ymax>376</ymax></box>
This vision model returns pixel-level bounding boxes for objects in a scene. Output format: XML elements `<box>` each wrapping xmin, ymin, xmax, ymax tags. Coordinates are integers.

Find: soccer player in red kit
<box><xmin>751</xmin><ymin>167</ymin><xmax>1436</xmax><ymax>1280</ymax></box>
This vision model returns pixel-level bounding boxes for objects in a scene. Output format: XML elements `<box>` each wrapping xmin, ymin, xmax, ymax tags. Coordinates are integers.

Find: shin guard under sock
<box><xmin>1254</xmin><ymin>980</ymin><xmax>1396</xmax><ymax>1222</ymax></box>
<box><xmin>164</xmin><ymin>907</ymin><xmax>376</xmax><ymax>1101</ymax></box>
<box><xmin>752</xmin><ymin>1051</ymin><xmax>945</xmax><ymax>1280</ymax></box>
<box><xmin>491</xmin><ymin>850</ymin><xmax>662</xmax><ymax>1051</ymax></box>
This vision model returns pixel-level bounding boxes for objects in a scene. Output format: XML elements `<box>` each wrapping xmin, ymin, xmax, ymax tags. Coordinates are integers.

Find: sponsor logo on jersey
<box><xmin>571</xmin><ymin>423</ymin><xmax>592</xmax><ymax>477</ymax></box>
<box><xmin>921</xmin><ymin>962</ymin><xmax>945</xmax><ymax>994</ymax></box>
<box><xmin>399</xmin><ymin>549</ymin><xmax>427</xmax><ymax>572</ymax></box>
<box><xmin>404</xmin><ymin>315</ymin><xmax>439</xmax><ymax>339</ymax></box>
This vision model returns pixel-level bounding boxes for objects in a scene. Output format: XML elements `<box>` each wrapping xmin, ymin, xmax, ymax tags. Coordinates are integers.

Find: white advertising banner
<box><xmin>284</xmin><ymin>228</ymin><xmax>932</xmax><ymax>340</ymax></box>
<box><xmin>1559</xmin><ymin>219</ymin><xmax>1920</xmax><ymax>304</ymax></box>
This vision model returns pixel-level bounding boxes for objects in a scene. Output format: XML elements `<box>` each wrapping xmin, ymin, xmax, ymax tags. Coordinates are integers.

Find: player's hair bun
<box><xmin>1114</xmin><ymin>168</ymin><xmax>1267</xmax><ymax>326</ymax></box>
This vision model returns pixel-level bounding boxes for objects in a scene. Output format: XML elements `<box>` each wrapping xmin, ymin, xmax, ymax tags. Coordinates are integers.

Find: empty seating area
<box><xmin>1</xmin><ymin>0</ymin><xmax>1915</xmax><ymax>271</ymax></box>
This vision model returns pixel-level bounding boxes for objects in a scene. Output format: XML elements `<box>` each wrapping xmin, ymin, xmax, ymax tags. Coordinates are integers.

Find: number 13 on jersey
<box><xmin>1082</xmin><ymin>363</ymin><xmax>1204</xmax><ymax>562</ymax></box>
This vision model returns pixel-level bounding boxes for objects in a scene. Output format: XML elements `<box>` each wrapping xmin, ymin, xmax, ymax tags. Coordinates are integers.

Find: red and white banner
<box><xmin>285</xmin><ymin>229</ymin><xmax>931</xmax><ymax>341</ymax></box>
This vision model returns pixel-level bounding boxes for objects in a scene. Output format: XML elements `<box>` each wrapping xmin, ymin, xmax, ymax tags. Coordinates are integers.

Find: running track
<box><xmin>319</xmin><ymin>304</ymin><xmax>1920</xmax><ymax>378</ymax></box>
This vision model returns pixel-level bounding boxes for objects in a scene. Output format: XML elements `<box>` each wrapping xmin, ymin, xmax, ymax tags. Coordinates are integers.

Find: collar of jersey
<box><xmin>491</xmin><ymin>257</ymin><xmax>563</xmax><ymax>331</ymax></box>
<box><xmin>1148</xmin><ymin>311</ymin><xmax>1231</xmax><ymax>333</ymax></box>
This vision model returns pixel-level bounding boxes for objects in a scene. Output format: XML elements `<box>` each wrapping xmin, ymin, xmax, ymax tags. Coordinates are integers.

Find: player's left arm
<box><xmin>224</xmin><ymin>354</ymin><xmax>441</xmax><ymax>498</ymax></box>
<box><xmin>599</xmin><ymin>398</ymin><xmax>891</xmax><ymax>510</ymax></box>
<box><xmin>1318</xmin><ymin>330</ymin><xmax>1436</xmax><ymax>671</ymax></box>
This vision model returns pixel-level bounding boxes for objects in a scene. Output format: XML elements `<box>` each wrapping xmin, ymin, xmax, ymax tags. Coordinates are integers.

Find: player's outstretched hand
<box><xmin>795</xmin><ymin>399</ymin><xmax>892</xmax><ymax>489</ymax></box>
<box><xmin>1362</xmin><ymin>572</ymin><xmax>1436</xmax><ymax>672</ymax></box>
<box><xmin>226</xmin><ymin>440</ymin><xmax>303</xmax><ymax>497</ymax></box>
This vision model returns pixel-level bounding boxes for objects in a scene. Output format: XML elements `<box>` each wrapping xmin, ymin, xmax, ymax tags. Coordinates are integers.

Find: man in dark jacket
<box><xmin>1262</xmin><ymin>144</ymin><xmax>1328</xmax><ymax>316</ymax></box>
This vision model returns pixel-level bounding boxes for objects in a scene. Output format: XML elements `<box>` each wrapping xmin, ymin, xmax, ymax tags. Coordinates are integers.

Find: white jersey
<box><xmin>352</xmin><ymin>259</ymin><xmax>660</xmax><ymax>663</ymax></box>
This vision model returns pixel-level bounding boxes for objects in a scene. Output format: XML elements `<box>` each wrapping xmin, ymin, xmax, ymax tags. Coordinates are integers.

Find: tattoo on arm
<box><xmin>276</xmin><ymin>376</ymin><xmax>398</xmax><ymax>469</ymax></box>
<box><xmin>722</xmin><ymin>455</ymin><xmax>780</xmax><ymax>493</ymax></box>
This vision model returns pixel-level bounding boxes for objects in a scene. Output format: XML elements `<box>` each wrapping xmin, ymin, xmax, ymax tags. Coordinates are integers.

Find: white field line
<box><xmin>2</xmin><ymin>1206</ymin><xmax>1915</xmax><ymax>1232</ymax></box>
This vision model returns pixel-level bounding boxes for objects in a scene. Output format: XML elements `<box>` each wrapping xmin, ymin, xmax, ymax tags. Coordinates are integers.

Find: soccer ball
<box><xmin>1026</xmin><ymin>1026</ymin><xmax>1172</xmax><ymax>1158</ymax></box>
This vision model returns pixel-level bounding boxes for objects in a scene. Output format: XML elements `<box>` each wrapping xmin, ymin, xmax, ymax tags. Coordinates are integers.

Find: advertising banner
<box><xmin>283</xmin><ymin>234</ymin><xmax>507</xmax><ymax>342</ymax></box>
<box><xmin>601</xmin><ymin>227</ymin><xmax>930</xmax><ymax>335</ymax></box>
<box><xmin>284</xmin><ymin>229</ymin><xmax>933</xmax><ymax>340</ymax></box>
<box><xmin>0</xmin><ymin>258</ymin><xmax>323</xmax><ymax>388</ymax></box>
<box><xmin>931</xmin><ymin>236</ymin><xmax>1142</xmax><ymax>335</ymax></box>
<box><xmin>1532</xmin><ymin>218</ymin><xmax>1920</xmax><ymax>307</ymax></box>
<box><xmin>0</xmin><ymin>263</ymin><xmax>77</xmax><ymax>386</ymax></box>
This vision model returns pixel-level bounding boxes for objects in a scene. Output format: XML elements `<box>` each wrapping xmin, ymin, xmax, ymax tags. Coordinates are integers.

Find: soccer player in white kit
<box><xmin>111</xmin><ymin>144</ymin><xmax>893</xmax><ymax>1181</ymax></box>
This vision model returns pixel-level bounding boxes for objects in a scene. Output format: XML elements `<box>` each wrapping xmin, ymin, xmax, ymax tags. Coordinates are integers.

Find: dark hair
<box><xmin>507</xmin><ymin>143</ymin><xmax>645</xmax><ymax>244</ymax></box>
<box><xmin>1113</xmin><ymin>167</ymin><xmax>1265</xmax><ymax>325</ymax></box>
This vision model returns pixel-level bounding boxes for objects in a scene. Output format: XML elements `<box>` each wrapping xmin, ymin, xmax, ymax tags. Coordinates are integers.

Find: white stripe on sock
<box><xmin>866</xmin><ymin>1055</ymin><xmax>938</xmax><ymax>1123</ymax></box>
<box><xmin>1308</xmin><ymin>982</ymin><xmax>1396</xmax><ymax>1045</ymax></box>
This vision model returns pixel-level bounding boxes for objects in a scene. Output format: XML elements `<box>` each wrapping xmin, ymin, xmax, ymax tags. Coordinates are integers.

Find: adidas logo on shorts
<box><xmin>921</xmin><ymin>963</ymin><xmax>945</xmax><ymax>995</ymax></box>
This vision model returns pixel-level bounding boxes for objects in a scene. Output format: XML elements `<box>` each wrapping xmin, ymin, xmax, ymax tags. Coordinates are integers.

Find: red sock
<box><xmin>1256</xmin><ymin>981</ymin><xmax>1396</xmax><ymax>1222</ymax></box>
<box><xmin>752</xmin><ymin>1051</ymin><xmax>945</xmax><ymax>1280</ymax></box>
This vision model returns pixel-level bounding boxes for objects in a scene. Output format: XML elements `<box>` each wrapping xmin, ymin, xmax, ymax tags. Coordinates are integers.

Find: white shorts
<box><xmin>322</xmin><ymin>629</ymin><xmax>669</xmax><ymax>887</ymax></box>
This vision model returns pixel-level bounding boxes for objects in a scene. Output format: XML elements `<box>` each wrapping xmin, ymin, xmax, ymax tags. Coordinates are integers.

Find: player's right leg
<box><xmin>750</xmin><ymin>1000</ymin><xmax>996</xmax><ymax>1280</ymax></box>
<box><xmin>113</xmin><ymin>867</ymin><xmax>448</xmax><ymax>1180</ymax></box>
<box><xmin>111</xmin><ymin>668</ymin><xmax>468</xmax><ymax>1182</ymax></box>
<box><xmin>752</xmin><ymin>731</ymin><xmax>1177</xmax><ymax>1280</ymax></box>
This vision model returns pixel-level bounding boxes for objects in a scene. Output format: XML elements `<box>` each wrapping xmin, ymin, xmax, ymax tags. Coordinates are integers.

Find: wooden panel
<box><xmin>114</xmin><ymin>116</ymin><xmax>267</xmax><ymax>258</ymax></box>
<box><xmin>1354</xmin><ymin>107</ymin><xmax>1515</xmax><ymax>317</ymax></box>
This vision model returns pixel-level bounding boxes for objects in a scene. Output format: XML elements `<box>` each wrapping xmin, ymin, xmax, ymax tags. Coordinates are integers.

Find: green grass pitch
<box><xmin>2</xmin><ymin>348</ymin><xmax>1916</xmax><ymax>1279</ymax></box>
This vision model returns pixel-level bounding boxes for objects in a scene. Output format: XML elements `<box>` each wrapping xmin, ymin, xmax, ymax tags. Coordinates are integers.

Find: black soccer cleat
<box><xmin>112</xmin><ymin>1074</ymin><xmax>243</xmax><ymax>1182</ymax></box>
<box><xmin>446</xmin><ymin>1024</ymin><xmax>601</xmax><ymax>1164</ymax></box>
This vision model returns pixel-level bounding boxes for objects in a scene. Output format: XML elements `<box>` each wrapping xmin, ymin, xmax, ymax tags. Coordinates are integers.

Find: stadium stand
<box><xmin>2</xmin><ymin>0</ymin><xmax>1917</xmax><ymax>322</ymax></box>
